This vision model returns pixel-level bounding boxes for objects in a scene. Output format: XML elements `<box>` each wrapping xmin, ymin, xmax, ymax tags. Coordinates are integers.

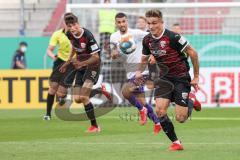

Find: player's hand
<box><xmin>111</xmin><ymin>50</ymin><xmax>120</xmax><ymax>59</ymax></box>
<box><xmin>72</xmin><ymin>59</ymin><xmax>84</xmax><ymax>69</ymax></box>
<box><xmin>59</xmin><ymin>63</ymin><xmax>67</xmax><ymax>73</ymax></box>
<box><xmin>53</xmin><ymin>55</ymin><xmax>58</xmax><ymax>61</ymax></box>
<box><xmin>148</xmin><ymin>55</ymin><xmax>156</xmax><ymax>65</ymax></box>
<box><xmin>191</xmin><ymin>77</ymin><xmax>199</xmax><ymax>92</ymax></box>
<box><xmin>135</xmin><ymin>71</ymin><xmax>144</xmax><ymax>85</ymax></box>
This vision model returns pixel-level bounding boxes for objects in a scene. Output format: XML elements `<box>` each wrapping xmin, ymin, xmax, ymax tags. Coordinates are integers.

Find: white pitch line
<box><xmin>0</xmin><ymin>142</ymin><xmax>240</xmax><ymax>145</ymax></box>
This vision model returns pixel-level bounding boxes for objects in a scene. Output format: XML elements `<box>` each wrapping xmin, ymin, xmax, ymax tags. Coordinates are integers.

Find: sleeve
<box><xmin>171</xmin><ymin>33</ymin><xmax>189</xmax><ymax>53</ymax></box>
<box><xmin>86</xmin><ymin>31</ymin><xmax>101</xmax><ymax>54</ymax></box>
<box><xmin>142</xmin><ymin>38</ymin><xmax>151</xmax><ymax>56</ymax></box>
<box><xmin>49</xmin><ymin>31</ymin><xmax>58</xmax><ymax>46</ymax></box>
<box><xmin>110</xmin><ymin>34</ymin><xmax>117</xmax><ymax>50</ymax></box>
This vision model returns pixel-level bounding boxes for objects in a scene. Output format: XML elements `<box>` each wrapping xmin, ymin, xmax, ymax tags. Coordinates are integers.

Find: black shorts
<box><xmin>154</xmin><ymin>74</ymin><xmax>191</xmax><ymax>107</ymax></box>
<box><xmin>49</xmin><ymin>58</ymin><xmax>65</xmax><ymax>83</ymax></box>
<box><xmin>61</xmin><ymin>63</ymin><xmax>100</xmax><ymax>87</ymax></box>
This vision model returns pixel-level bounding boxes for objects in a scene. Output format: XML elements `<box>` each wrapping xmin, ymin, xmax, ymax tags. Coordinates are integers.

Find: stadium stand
<box><xmin>0</xmin><ymin>0</ymin><xmax>60</xmax><ymax>37</ymax></box>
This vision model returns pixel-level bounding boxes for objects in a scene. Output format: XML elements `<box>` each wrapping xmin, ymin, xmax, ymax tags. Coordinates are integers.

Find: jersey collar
<box><xmin>151</xmin><ymin>28</ymin><xmax>165</xmax><ymax>39</ymax></box>
<box><xmin>72</xmin><ymin>28</ymin><xmax>84</xmax><ymax>39</ymax></box>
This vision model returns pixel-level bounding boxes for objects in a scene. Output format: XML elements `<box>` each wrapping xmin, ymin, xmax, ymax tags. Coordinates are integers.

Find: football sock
<box><xmin>46</xmin><ymin>93</ymin><xmax>55</xmax><ymax>116</ymax></box>
<box><xmin>84</xmin><ymin>102</ymin><xmax>98</xmax><ymax>127</ymax></box>
<box><xmin>128</xmin><ymin>95</ymin><xmax>143</xmax><ymax>111</ymax></box>
<box><xmin>159</xmin><ymin>115</ymin><xmax>178</xmax><ymax>142</ymax></box>
<box><xmin>144</xmin><ymin>103</ymin><xmax>160</xmax><ymax>124</ymax></box>
<box><xmin>188</xmin><ymin>99</ymin><xmax>194</xmax><ymax>117</ymax></box>
<box><xmin>90</xmin><ymin>88</ymin><xmax>102</xmax><ymax>98</ymax></box>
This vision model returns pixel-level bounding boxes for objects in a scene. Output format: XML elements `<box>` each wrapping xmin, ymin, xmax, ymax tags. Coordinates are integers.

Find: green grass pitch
<box><xmin>0</xmin><ymin>107</ymin><xmax>240</xmax><ymax>160</ymax></box>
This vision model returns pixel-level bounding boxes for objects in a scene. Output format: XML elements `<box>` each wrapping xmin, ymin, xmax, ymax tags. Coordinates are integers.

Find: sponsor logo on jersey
<box><xmin>91</xmin><ymin>44</ymin><xmax>99</xmax><ymax>51</ymax></box>
<box><xmin>178</xmin><ymin>36</ymin><xmax>187</xmax><ymax>45</ymax></box>
<box><xmin>81</xmin><ymin>43</ymin><xmax>86</xmax><ymax>48</ymax></box>
<box><xmin>160</xmin><ymin>41</ymin><xmax>166</xmax><ymax>48</ymax></box>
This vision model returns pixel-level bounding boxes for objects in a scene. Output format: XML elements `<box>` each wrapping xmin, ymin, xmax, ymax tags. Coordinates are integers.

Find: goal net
<box><xmin>66</xmin><ymin>2</ymin><xmax>240</xmax><ymax>107</ymax></box>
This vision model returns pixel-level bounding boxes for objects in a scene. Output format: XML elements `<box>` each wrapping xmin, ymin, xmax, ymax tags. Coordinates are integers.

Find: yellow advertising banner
<box><xmin>0</xmin><ymin>70</ymin><xmax>51</xmax><ymax>109</ymax></box>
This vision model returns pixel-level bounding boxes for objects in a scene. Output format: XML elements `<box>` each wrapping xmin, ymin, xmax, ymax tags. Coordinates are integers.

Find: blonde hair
<box><xmin>145</xmin><ymin>9</ymin><xmax>163</xmax><ymax>19</ymax></box>
<box><xmin>138</xmin><ymin>16</ymin><xmax>147</xmax><ymax>22</ymax></box>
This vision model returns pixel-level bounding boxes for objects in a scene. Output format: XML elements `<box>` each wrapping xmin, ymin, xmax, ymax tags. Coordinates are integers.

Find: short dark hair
<box><xmin>172</xmin><ymin>23</ymin><xmax>180</xmax><ymax>27</ymax></box>
<box><xmin>64</xmin><ymin>13</ymin><xmax>78</xmax><ymax>25</ymax></box>
<box><xmin>115</xmin><ymin>12</ymin><xmax>127</xmax><ymax>19</ymax></box>
<box><xmin>145</xmin><ymin>9</ymin><xmax>163</xmax><ymax>19</ymax></box>
<box><xmin>19</xmin><ymin>41</ymin><xmax>27</xmax><ymax>47</ymax></box>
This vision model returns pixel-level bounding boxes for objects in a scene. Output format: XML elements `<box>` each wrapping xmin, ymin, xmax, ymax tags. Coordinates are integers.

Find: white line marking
<box><xmin>0</xmin><ymin>142</ymin><xmax>240</xmax><ymax>145</ymax></box>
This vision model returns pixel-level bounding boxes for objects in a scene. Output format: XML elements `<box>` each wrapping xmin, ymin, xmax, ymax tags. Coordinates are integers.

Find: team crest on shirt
<box><xmin>160</xmin><ymin>41</ymin><xmax>166</xmax><ymax>48</ymax></box>
<box><xmin>81</xmin><ymin>43</ymin><xmax>86</xmax><ymax>48</ymax></box>
<box><xmin>182</xmin><ymin>92</ymin><xmax>188</xmax><ymax>100</ymax></box>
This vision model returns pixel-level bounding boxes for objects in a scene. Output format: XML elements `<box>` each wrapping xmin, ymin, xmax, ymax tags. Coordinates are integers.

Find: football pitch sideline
<box><xmin>0</xmin><ymin>107</ymin><xmax>239</xmax><ymax>160</ymax></box>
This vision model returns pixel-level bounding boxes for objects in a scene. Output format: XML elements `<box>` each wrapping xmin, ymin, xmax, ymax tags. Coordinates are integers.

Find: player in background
<box><xmin>171</xmin><ymin>23</ymin><xmax>183</xmax><ymax>34</ymax></box>
<box><xmin>43</xmin><ymin>13</ymin><xmax>73</xmax><ymax>120</ymax></box>
<box><xmin>59</xmin><ymin>13</ymin><xmax>102</xmax><ymax>133</ymax></box>
<box><xmin>110</xmin><ymin>12</ymin><xmax>161</xmax><ymax>134</ymax></box>
<box><xmin>136</xmin><ymin>16</ymin><xmax>148</xmax><ymax>32</ymax></box>
<box><xmin>135</xmin><ymin>9</ymin><xmax>200</xmax><ymax>150</ymax></box>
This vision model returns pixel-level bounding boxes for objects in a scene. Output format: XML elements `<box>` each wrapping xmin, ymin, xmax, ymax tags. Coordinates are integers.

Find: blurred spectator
<box><xmin>11</xmin><ymin>42</ymin><xmax>28</xmax><ymax>69</ymax></box>
<box><xmin>136</xmin><ymin>16</ymin><xmax>148</xmax><ymax>31</ymax></box>
<box><xmin>214</xmin><ymin>91</ymin><xmax>221</xmax><ymax>107</ymax></box>
<box><xmin>171</xmin><ymin>23</ymin><xmax>182</xmax><ymax>34</ymax></box>
<box><xmin>99</xmin><ymin>0</ymin><xmax>116</xmax><ymax>59</ymax></box>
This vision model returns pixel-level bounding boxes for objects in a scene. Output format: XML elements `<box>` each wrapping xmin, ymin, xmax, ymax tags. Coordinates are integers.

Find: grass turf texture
<box><xmin>0</xmin><ymin>107</ymin><xmax>240</xmax><ymax>160</ymax></box>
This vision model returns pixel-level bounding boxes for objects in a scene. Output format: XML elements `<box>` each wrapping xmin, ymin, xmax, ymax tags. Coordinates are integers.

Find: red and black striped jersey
<box><xmin>66</xmin><ymin>28</ymin><xmax>101</xmax><ymax>62</ymax></box>
<box><xmin>142</xmin><ymin>28</ymin><xmax>190</xmax><ymax>78</ymax></box>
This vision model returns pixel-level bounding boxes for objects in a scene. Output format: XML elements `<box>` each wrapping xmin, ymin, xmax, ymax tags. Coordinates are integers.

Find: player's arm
<box><xmin>135</xmin><ymin>37</ymin><xmax>150</xmax><ymax>80</ymax></box>
<box><xmin>47</xmin><ymin>45</ymin><xmax>57</xmax><ymax>61</ymax></box>
<box><xmin>72</xmin><ymin>32</ymin><xmax>101</xmax><ymax>69</ymax></box>
<box><xmin>59</xmin><ymin>45</ymin><xmax>74</xmax><ymax>73</ymax></box>
<box><xmin>16</xmin><ymin>60</ymin><xmax>25</xmax><ymax>69</ymax></box>
<box><xmin>110</xmin><ymin>34</ymin><xmax>120</xmax><ymax>59</ymax></box>
<box><xmin>47</xmin><ymin>31</ymin><xmax>58</xmax><ymax>61</ymax></box>
<box><xmin>173</xmin><ymin>33</ymin><xmax>200</xmax><ymax>90</ymax></box>
<box><xmin>110</xmin><ymin>42</ymin><xmax>120</xmax><ymax>59</ymax></box>
<box><xmin>184</xmin><ymin>45</ymin><xmax>200</xmax><ymax>89</ymax></box>
<box><xmin>73</xmin><ymin>51</ymin><xmax>100</xmax><ymax>69</ymax></box>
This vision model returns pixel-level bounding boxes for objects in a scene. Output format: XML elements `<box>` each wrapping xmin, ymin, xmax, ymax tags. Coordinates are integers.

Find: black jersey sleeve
<box><xmin>86</xmin><ymin>30</ymin><xmax>101</xmax><ymax>54</ymax></box>
<box><xmin>170</xmin><ymin>33</ymin><xmax>189</xmax><ymax>53</ymax></box>
<box><xmin>142</xmin><ymin>36</ymin><xmax>151</xmax><ymax>56</ymax></box>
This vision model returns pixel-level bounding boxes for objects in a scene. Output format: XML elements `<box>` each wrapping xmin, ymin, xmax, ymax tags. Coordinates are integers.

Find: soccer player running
<box><xmin>110</xmin><ymin>12</ymin><xmax>161</xmax><ymax>134</ymax></box>
<box><xmin>43</xmin><ymin>13</ymin><xmax>73</xmax><ymax>120</ymax></box>
<box><xmin>59</xmin><ymin>13</ymin><xmax>102</xmax><ymax>133</ymax></box>
<box><xmin>135</xmin><ymin>9</ymin><xmax>200</xmax><ymax>151</ymax></box>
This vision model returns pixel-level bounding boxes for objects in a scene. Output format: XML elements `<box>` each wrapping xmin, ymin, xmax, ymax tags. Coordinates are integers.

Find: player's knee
<box><xmin>56</xmin><ymin>90</ymin><xmax>67</xmax><ymax>98</ymax></box>
<box><xmin>75</xmin><ymin>95</ymin><xmax>89</xmax><ymax>104</ymax></box>
<box><xmin>155</xmin><ymin>107</ymin><xmax>167</xmax><ymax>117</ymax></box>
<box><xmin>175</xmin><ymin>115</ymin><xmax>187</xmax><ymax>123</ymax></box>
<box><xmin>122</xmin><ymin>89</ymin><xmax>131</xmax><ymax>99</ymax></box>
<box><xmin>48</xmin><ymin>84</ymin><xmax>58</xmax><ymax>95</ymax></box>
<box><xmin>48</xmin><ymin>87</ymin><xmax>57</xmax><ymax>95</ymax></box>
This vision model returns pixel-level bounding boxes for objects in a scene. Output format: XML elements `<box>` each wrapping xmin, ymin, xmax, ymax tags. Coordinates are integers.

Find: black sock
<box><xmin>84</xmin><ymin>102</ymin><xmax>98</xmax><ymax>127</ymax></box>
<box><xmin>89</xmin><ymin>88</ymin><xmax>102</xmax><ymax>98</ymax></box>
<box><xmin>159</xmin><ymin>115</ymin><xmax>178</xmax><ymax>142</ymax></box>
<box><xmin>46</xmin><ymin>93</ymin><xmax>55</xmax><ymax>116</ymax></box>
<box><xmin>188</xmin><ymin>99</ymin><xmax>194</xmax><ymax>117</ymax></box>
